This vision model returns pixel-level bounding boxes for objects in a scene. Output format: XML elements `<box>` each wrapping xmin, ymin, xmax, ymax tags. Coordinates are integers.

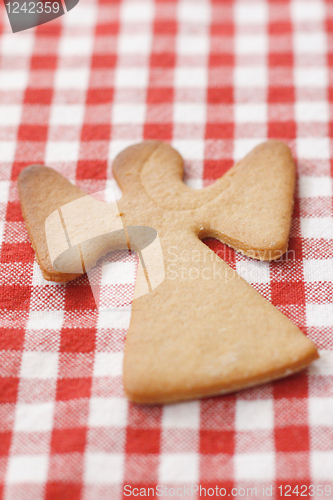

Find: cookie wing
<box><xmin>199</xmin><ymin>141</ymin><xmax>296</xmax><ymax>260</ymax></box>
<box><xmin>136</xmin><ymin>140</ymin><xmax>295</xmax><ymax>260</ymax></box>
<box><xmin>18</xmin><ymin>165</ymin><xmax>86</xmax><ymax>281</ymax></box>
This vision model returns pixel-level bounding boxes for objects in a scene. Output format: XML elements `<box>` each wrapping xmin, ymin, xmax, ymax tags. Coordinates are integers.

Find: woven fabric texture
<box><xmin>0</xmin><ymin>0</ymin><xmax>332</xmax><ymax>499</ymax></box>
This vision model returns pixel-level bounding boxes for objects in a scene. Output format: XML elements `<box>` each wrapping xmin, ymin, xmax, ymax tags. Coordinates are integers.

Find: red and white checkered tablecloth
<box><xmin>0</xmin><ymin>0</ymin><xmax>333</xmax><ymax>498</ymax></box>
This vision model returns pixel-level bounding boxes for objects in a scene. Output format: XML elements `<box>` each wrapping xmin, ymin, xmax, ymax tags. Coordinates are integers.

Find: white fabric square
<box><xmin>178</xmin><ymin>2</ymin><xmax>211</xmax><ymax>24</ymax></box>
<box><xmin>97</xmin><ymin>308</ymin><xmax>131</xmax><ymax>330</ymax></box>
<box><xmin>0</xmin><ymin>141</ymin><xmax>16</xmax><ymax>162</ymax></box>
<box><xmin>175</xmin><ymin>67</ymin><xmax>207</xmax><ymax>88</ymax></box>
<box><xmin>294</xmin><ymin>68</ymin><xmax>328</xmax><ymax>87</ymax></box>
<box><xmin>93</xmin><ymin>352</ymin><xmax>124</xmax><ymax>377</ymax></box>
<box><xmin>303</xmin><ymin>259</ymin><xmax>333</xmax><ymax>282</ymax></box>
<box><xmin>159</xmin><ymin>453</ymin><xmax>199</xmax><ymax>483</ymax></box>
<box><xmin>0</xmin><ymin>71</ymin><xmax>29</xmax><ymax>90</ymax></box>
<box><xmin>173</xmin><ymin>103</ymin><xmax>206</xmax><ymax>123</ymax></box>
<box><xmin>31</xmin><ymin>260</ymin><xmax>62</xmax><ymax>287</ymax></box>
<box><xmin>235</xmin><ymin>2</ymin><xmax>268</xmax><ymax>24</ymax></box>
<box><xmin>109</xmin><ymin>140</ymin><xmax>134</xmax><ymax>162</ymax></box>
<box><xmin>14</xmin><ymin>402</ymin><xmax>54</xmax><ymax>432</ymax></box>
<box><xmin>162</xmin><ymin>401</ymin><xmax>201</xmax><ymax>430</ymax></box>
<box><xmin>177</xmin><ymin>35</ymin><xmax>209</xmax><ymax>55</ymax></box>
<box><xmin>291</xmin><ymin>1</ymin><xmax>325</xmax><ymax>22</ymax></box>
<box><xmin>309</xmin><ymin>350</ymin><xmax>333</xmax><ymax>376</ymax></box>
<box><xmin>20</xmin><ymin>351</ymin><xmax>59</xmax><ymax>379</ymax></box>
<box><xmin>0</xmin><ymin>180</ymin><xmax>9</xmax><ymax>204</ymax></box>
<box><xmin>45</xmin><ymin>141</ymin><xmax>80</xmax><ymax>163</ymax></box>
<box><xmin>297</xmin><ymin>138</ymin><xmax>330</xmax><ymax>159</ymax></box>
<box><xmin>295</xmin><ymin>102</ymin><xmax>329</xmax><ymax>123</ymax></box>
<box><xmin>114</xmin><ymin>68</ymin><xmax>149</xmax><ymax>88</ymax></box>
<box><xmin>89</xmin><ymin>397</ymin><xmax>128</xmax><ymax>427</ymax></box>
<box><xmin>112</xmin><ymin>104</ymin><xmax>146</xmax><ymax>124</ymax></box>
<box><xmin>101</xmin><ymin>259</ymin><xmax>136</xmax><ymax>286</ymax></box>
<box><xmin>0</xmin><ymin>105</ymin><xmax>22</xmax><ymax>125</ymax></box>
<box><xmin>6</xmin><ymin>455</ymin><xmax>49</xmax><ymax>484</ymax></box>
<box><xmin>59</xmin><ymin>36</ymin><xmax>94</xmax><ymax>56</ymax></box>
<box><xmin>306</xmin><ymin>304</ymin><xmax>333</xmax><ymax>327</ymax></box>
<box><xmin>172</xmin><ymin>140</ymin><xmax>205</xmax><ymax>161</ymax></box>
<box><xmin>233</xmin><ymin>139</ymin><xmax>265</xmax><ymax>162</ymax></box>
<box><xmin>1</xmin><ymin>34</ymin><xmax>34</xmax><ymax>55</ymax></box>
<box><xmin>301</xmin><ymin>217</ymin><xmax>333</xmax><ymax>239</ymax></box>
<box><xmin>311</xmin><ymin>451</ymin><xmax>333</xmax><ymax>479</ymax></box>
<box><xmin>27</xmin><ymin>310</ymin><xmax>64</xmax><ymax>331</ymax></box>
<box><xmin>64</xmin><ymin>4</ymin><xmax>97</xmax><ymax>26</ymax></box>
<box><xmin>235</xmin><ymin>452</ymin><xmax>275</xmax><ymax>480</ymax></box>
<box><xmin>185</xmin><ymin>178</ymin><xmax>203</xmax><ymax>189</ymax></box>
<box><xmin>299</xmin><ymin>176</ymin><xmax>332</xmax><ymax>198</ymax></box>
<box><xmin>236</xmin><ymin>399</ymin><xmax>274</xmax><ymax>430</ymax></box>
<box><xmin>55</xmin><ymin>68</ymin><xmax>90</xmax><ymax>89</ymax></box>
<box><xmin>236</xmin><ymin>260</ymin><xmax>270</xmax><ymax>284</ymax></box>
<box><xmin>120</xmin><ymin>2</ymin><xmax>154</xmax><ymax>23</ymax></box>
<box><xmin>50</xmin><ymin>105</ymin><xmax>85</xmax><ymax>126</ymax></box>
<box><xmin>236</xmin><ymin>35</ymin><xmax>267</xmax><ymax>55</ymax></box>
<box><xmin>235</xmin><ymin>103</ymin><xmax>267</xmax><ymax>123</ymax></box>
<box><xmin>84</xmin><ymin>453</ymin><xmax>124</xmax><ymax>484</ymax></box>
<box><xmin>234</xmin><ymin>67</ymin><xmax>267</xmax><ymax>87</ymax></box>
<box><xmin>294</xmin><ymin>32</ymin><xmax>326</xmax><ymax>54</ymax></box>
<box><xmin>118</xmin><ymin>34</ymin><xmax>152</xmax><ymax>54</ymax></box>
<box><xmin>309</xmin><ymin>397</ymin><xmax>333</xmax><ymax>427</ymax></box>
<box><xmin>105</xmin><ymin>179</ymin><xmax>122</xmax><ymax>201</ymax></box>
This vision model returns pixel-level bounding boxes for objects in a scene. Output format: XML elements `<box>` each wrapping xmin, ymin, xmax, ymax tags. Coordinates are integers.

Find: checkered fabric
<box><xmin>0</xmin><ymin>0</ymin><xmax>333</xmax><ymax>498</ymax></box>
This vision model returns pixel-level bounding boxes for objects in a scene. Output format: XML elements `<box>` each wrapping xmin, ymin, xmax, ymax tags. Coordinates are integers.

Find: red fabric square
<box><xmin>45</xmin><ymin>483</ymin><xmax>82</xmax><ymax>500</ymax></box>
<box><xmin>0</xmin><ymin>377</ymin><xmax>19</xmax><ymax>404</ymax></box>
<box><xmin>271</xmin><ymin>281</ymin><xmax>305</xmax><ymax>306</ymax></box>
<box><xmin>268</xmin><ymin>122</ymin><xmax>296</xmax><ymax>139</ymax></box>
<box><xmin>200</xmin><ymin>430</ymin><xmax>235</xmax><ymax>454</ymax></box>
<box><xmin>269</xmin><ymin>20</ymin><xmax>292</xmax><ymax>35</ymax></box>
<box><xmin>275</xmin><ymin>426</ymin><xmax>309</xmax><ymax>452</ymax></box>
<box><xmin>268</xmin><ymin>87</ymin><xmax>294</xmax><ymax>103</ymax></box>
<box><xmin>144</xmin><ymin>123</ymin><xmax>172</xmax><ymax>141</ymax></box>
<box><xmin>95</xmin><ymin>22</ymin><xmax>119</xmax><ymax>35</ymax></box>
<box><xmin>51</xmin><ymin>428</ymin><xmax>87</xmax><ymax>454</ymax></box>
<box><xmin>150</xmin><ymin>52</ymin><xmax>176</xmax><ymax>67</ymax></box>
<box><xmin>209</xmin><ymin>53</ymin><xmax>234</xmax><ymax>66</ymax></box>
<box><xmin>1</xmin><ymin>243</ymin><xmax>34</xmax><ymax>263</ymax></box>
<box><xmin>0</xmin><ymin>432</ymin><xmax>11</xmax><ymax>455</ymax></box>
<box><xmin>24</xmin><ymin>88</ymin><xmax>53</xmax><ymax>104</ymax></box>
<box><xmin>0</xmin><ymin>329</ymin><xmax>25</xmax><ymax>350</ymax></box>
<box><xmin>204</xmin><ymin>159</ymin><xmax>233</xmax><ymax>179</ymax></box>
<box><xmin>203</xmin><ymin>238</ymin><xmax>236</xmax><ymax>269</ymax></box>
<box><xmin>268</xmin><ymin>53</ymin><xmax>293</xmax><ymax>66</ymax></box>
<box><xmin>76</xmin><ymin>160</ymin><xmax>108</xmax><ymax>181</ymax></box>
<box><xmin>86</xmin><ymin>88</ymin><xmax>114</xmax><ymax>104</ymax></box>
<box><xmin>81</xmin><ymin>124</ymin><xmax>111</xmax><ymax>141</ymax></box>
<box><xmin>147</xmin><ymin>88</ymin><xmax>174</xmax><ymax>103</ymax></box>
<box><xmin>126</xmin><ymin>428</ymin><xmax>161</xmax><ymax>454</ymax></box>
<box><xmin>5</xmin><ymin>202</ymin><xmax>25</xmax><ymax>222</ymax></box>
<box><xmin>60</xmin><ymin>328</ymin><xmax>96</xmax><ymax>353</ymax></box>
<box><xmin>30</xmin><ymin>55</ymin><xmax>57</xmax><ymax>70</ymax></box>
<box><xmin>273</xmin><ymin>372</ymin><xmax>308</xmax><ymax>399</ymax></box>
<box><xmin>90</xmin><ymin>55</ymin><xmax>117</xmax><ymax>69</ymax></box>
<box><xmin>65</xmin><ymin>284</ymin><xmax>97</xmax><ymax>311</ymax></box>
<box><xmin>56</xmin><ymin>378</ymin><xmax>92</xmax><ymax>401</ymax></box>
<box><xmin>0</xmin><ymin>286</ymin><xmax>31</xmax><ymax>310</ymax></box>
<box><xmin>207</xmin><ymin>87</ymin><xmax>233</xmax><ymax>104</ymax></box>
<box><xmin>205</xmin><ymin>124</ymin><xmax>234</xmax><ymax>139</ymax></box>
<box><xmin>18</xmin><ymin>125</ymin><xmax>48</xmax><ymax>141</ymax></box>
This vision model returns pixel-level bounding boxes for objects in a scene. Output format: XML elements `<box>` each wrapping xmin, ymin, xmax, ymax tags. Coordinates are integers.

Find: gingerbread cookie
<box><xmin>18</xmin><ymin>140</ymin><xmax>319</xmax><ymax>403</ymax></box>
